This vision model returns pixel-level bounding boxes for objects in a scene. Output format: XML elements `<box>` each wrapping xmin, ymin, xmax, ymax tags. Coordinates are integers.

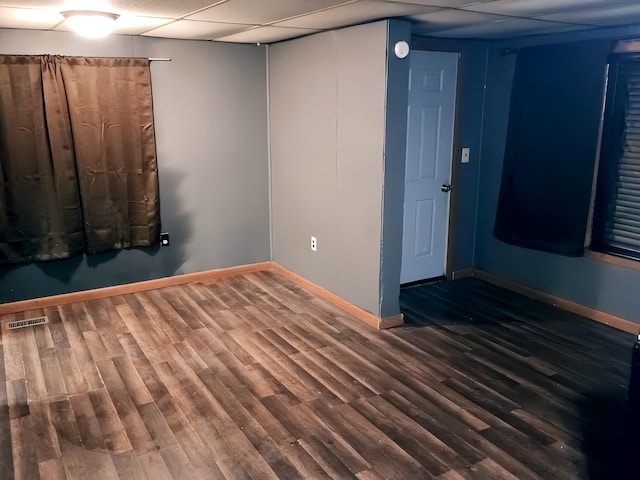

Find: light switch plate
<box><xmin>461</xmin><ymin>147</ymin><xmax>470</xmax><ymax>164</ymax></box>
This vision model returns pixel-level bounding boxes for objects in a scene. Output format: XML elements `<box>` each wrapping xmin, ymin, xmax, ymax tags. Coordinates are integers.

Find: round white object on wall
<box><xmin>394</xmin><ymin>41</ymin><xmax>410</xmax><ymax>59</ymax></box>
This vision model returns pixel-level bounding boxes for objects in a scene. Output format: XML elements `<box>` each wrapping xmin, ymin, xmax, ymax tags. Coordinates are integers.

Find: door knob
<box><xmin>441</xmin><ymin>184</ymin><xmax>451</xmax><ymax>193</ymax></box>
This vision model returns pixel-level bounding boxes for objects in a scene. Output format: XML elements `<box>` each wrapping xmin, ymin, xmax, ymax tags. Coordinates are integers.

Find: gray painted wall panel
<box><xmin>269</xmin><ymin>32</ymin><xmax>339</xmax><ymax>292</ymax></box>
<box><xmin>336</xmin><ymin>22</ymin><xmax>387</xmax><ymax>316</ymax></box>
<box><xmin>449</xmin><ymin>42</ymin><xmax>489</xmax><ymax>272</ymax></box>
<box><xmin>270</xmin><ymin>22</ymin><xmax>391</xmax><ymax>317</ymax></box>
<box><xmin>379</xmin><ymin>21</ymin><xmax>411</xmax><ymax>318</ymax></box>
<box><xmin>0</xmin><ymin>29</ymin><xmax>270</xmax><ymax>303</ymax></box>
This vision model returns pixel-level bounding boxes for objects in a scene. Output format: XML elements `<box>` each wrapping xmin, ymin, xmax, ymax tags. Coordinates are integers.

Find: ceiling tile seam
<box><xmin>125</xmin><ymin>19</ymin><xmax>174</xmax><ymax>36</ymax></box>
<box><xmin>145</xmin><ymin>5</ymin><xmax>363</xmax><ymax>36</ymax></box>
<box><xmin>414</xmin><ymin>22</ymin><xmax>588</xmax><ymax>37</ymax></box>
<box><xmin>178</xmin><ymin>0</ymin><xmax>441</xmax><ymax>31</ymax></box>
<box><xmin>176</xmin><ymin>0</ymin><xmax>230</xmax><ymax>21</ymax></box>
<box><xmin>138</xmin><ymin>18</ymin><xmax>255</xmax><ymax>37</ymax></box>
<box><xmin>227</xmin><ymin>0</ymin><xmax>360</xmax><ymax>29</ymax></box>
<box><xmin>138</xmin><ymin>20</ymin><xmax>183</xmax><ymax>36</ymax></box>
<box><xmin>207</xmin><ymin>25</ymin><xmax>329</xmax><ymax>42</ymax></box>
<box><xmin>140</xmin><ymin>1</ymin><xmax>360</xmax><ymax>35</ymax></box>
<box><xmin>134</xmin><ymin>0</ymin><xmax>237</xmax><ymax>36</ymax></box>
<box><xmin>418</xmin><ymin>6</ymin><xmax>613</xmax><ymax>28</ymax></box>
<box><xmin>424</xmin><ymin>23</ymin><xmax>587</xmax><ymax>40</ymax></box>
<box><xmin>259</xmin><ymin>3</ymin><xmax>441</xmax><ymax>31</ymax></box>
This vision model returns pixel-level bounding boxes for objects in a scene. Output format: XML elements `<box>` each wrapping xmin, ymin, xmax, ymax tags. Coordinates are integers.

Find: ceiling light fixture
<box><xmin>62</xmin><ymin>10</ymin><xmax>119</xmax><ymax>38</ymax></box>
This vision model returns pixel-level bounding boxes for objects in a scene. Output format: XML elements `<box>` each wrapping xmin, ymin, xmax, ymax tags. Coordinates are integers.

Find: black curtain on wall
<box><xmin>0</xmin><ymin>55</ymin><xmax>160</xmax><ymax>265</ymax></box>
<box><xmin>494</xmin><ymin>40</ymin><xmax>612</xmax><ymax>256</ymax></box>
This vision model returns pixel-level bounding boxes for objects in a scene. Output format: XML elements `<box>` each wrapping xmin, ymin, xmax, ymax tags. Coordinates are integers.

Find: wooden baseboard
<box><xmin>0</xmin><ymin>260</ymin><xmax>403</xmax><ymax>330</ymax></box>
<box><xmin>451</xmin><ymin>268</ymin><xmax>474</xmax><ymax>280</ymax></box>
<box><xmin>0</xmin><ymin>262</ymin><xmax>272</xmax><ymax>316</ymax></box>
<box><xmin>270</xmin><ymin>264</ymin><xmax>403</xmax><ymax>330</ymax></box>
<box><xmin>472</xmin><ymin>269</ymin><xmax>640</xmax><ymax>335</ymax></box>
<box><xmin>379</xmin><ymin>313</ymin><xmax>404</xmax><ymax>329</ymax></box>
<box><xmin>10</xmin><ymin>258</ymin><xmax>631</xmax><ymax>334</ymax></box>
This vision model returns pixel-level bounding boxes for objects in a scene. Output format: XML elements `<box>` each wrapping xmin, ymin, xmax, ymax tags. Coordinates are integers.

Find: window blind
<box><xmin>592</xmin><ymin>56</ymin><xmax>640</xmax><ymax>259</ymax></box>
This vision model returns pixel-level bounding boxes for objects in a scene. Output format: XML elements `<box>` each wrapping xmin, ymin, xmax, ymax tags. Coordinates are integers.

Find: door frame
<box><xmin>407</xmin><ymin>38</ymin><xmax>465</xmax><ymax>281</ymax></box>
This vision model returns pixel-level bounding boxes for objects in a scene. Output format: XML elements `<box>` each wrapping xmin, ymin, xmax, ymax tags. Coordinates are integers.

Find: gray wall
<box><xmin>379</xmin><ymin>21</ymin><xmax>411</xmax><ymax>318</ymax></box>
<box><xmin>0</xmin><ymin>29</ymin><xmax>270</xmax><ymax>303</ymax></box>
<box><xmin>270</xmin><ymin>21</ymin><xmax>410</xmax><ymax>318</ymax></box>
<box><xmin>473</xmin><ymin>32</ymin><xmax>640</xmax><ymax>324</ymax></box>
<box><xmin>447</xmin><ymin>41</ymin><xmax>490</xmax><ymax>273</ymax></box>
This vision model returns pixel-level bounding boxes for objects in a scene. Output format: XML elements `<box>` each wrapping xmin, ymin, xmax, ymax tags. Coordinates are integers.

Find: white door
<box><xmin>401</xmin><ymin>50</ymin><xmax>458</xmax><ymax>284</ymax></box>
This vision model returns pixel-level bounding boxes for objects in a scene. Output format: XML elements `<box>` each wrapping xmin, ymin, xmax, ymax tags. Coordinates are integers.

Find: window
<box><xmin>591</xmin><ymin>52</ymin><xmax>640</xmax><ymax>260</ymax></box>
<box><xmin>493</xmin><ymin>38</ymin><xmax>640</xmax><ymax>262</ymax></box>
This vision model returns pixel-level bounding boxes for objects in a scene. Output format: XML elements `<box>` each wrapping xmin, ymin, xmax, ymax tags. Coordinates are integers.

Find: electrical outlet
<box><xmin>311</xmin><ymin>236</ymin><xmax>317</xmax><ymax>252</ymax></box>
<box><xmin>160</xmin><ymin>232</ymin><xmax>170</xmax><ymax>246</ymax></box>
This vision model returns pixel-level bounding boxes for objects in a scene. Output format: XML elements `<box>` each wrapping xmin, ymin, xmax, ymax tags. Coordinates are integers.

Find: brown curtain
<box><xmin>0</xmin><ymin>55</ymin><xmax>160</xmax><ymax>264</ymax></box>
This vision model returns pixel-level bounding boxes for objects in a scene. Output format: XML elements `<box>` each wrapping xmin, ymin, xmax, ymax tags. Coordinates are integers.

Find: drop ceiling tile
<box><xmin>409</xmin><ymin>9</ymin><xmax>511</xmax><ymax>33</ymax></box>
<box><xmin>58</xmin><ymin>0</ymin><xmax>117</xmax><ymax>12</ymax></box>
<box><xmin>426</xmin><ymin>17</ymin><xmax>589</xmax><ymax>39</ymax></box>
<box><xmin>538</xmin><ymin>3</ymin><xmax>640</xmax><ymax>26</ymax></box>
<box><xmin>215</xmin><ymin>25</ymin><xmax>320</xmax><ymax>43</ymax></box>
<box><xmin>53</xmin><ymin>12</ymin><xmax>175</xmax><ymax>34</ymax></box>
<box><xmin>0</xmin><ymin>1</ymin><xmax>61</xmax><ymax>7</ymax></box>
<box><xmin>385</xmin><ymin>0</ymin><xmax>493</xmax><ymax>6</ymax></box>
<box><xmin>0</xmin><ymin>6</ymin><xmax>63</xmax><ymax>29</ymax></box>
<box><xmin>109</xmin><ymin>15</ymin><xmax>175</xmax><ymax>35</ymax></box>
<box><xmin>460</xmin><ymin>0</ymin><xmax>614</xmax><ymax>17</ymax></box>
<box><xmin>0</xmin><ymin>0</ymin><xmax>637</xmax><ymax>42</ymax></box>
<box><xmin>0</xmin><ymin>0</ymin><xmax>221</xmax><ymax>18</ymax></box>
<box><xmin>275</xmin><ymin>0</ymin><xmax>436</xmax><ymax>30</ymax></box>
<box><xmin>66</xmin><ymin>0</ymin><xmax>223</xmax><ymax>18</ymax></box>
<box><xmin>141</xmin><ymin>19</ymin><xmax>249</xmax><ymax>40</ymax></box>
<box><xmin>186</xmin><ymin>0</ymin><xmax>354</xmax><ymax>25</ymax></box>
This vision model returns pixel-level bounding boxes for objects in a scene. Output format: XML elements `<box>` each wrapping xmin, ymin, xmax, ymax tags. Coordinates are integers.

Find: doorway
<box><xmin>400</xmin><ymin>50</ymin><xmax>459</xmax><ymax>284</ymax></box>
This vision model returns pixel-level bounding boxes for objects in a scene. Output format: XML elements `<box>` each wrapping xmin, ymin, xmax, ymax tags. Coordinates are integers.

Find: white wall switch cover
<box><xmin>461</xmin><ymin>147</ymin><xmax>470</xmax><ymax>164</ymax></box>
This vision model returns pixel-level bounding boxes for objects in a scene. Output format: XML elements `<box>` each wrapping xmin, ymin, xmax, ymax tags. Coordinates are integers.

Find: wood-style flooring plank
<box><xmin>88</xmin><ymin>387</ymin><xmax>132</xmax><ymax>454</ymax></box>
<box><xmin>195</xmin><ymin>369</ymin><xmax>301</xmax><ymax>479</ymax></box>
<box><xmin>0</xmin><ymin>273</ymin><xmax>634</xmax><ymax>479</ymax></box>
<box><xmin>37</xmin><ymin>457</ymin><xmax>66</xmax><ymax>480</ymax></box>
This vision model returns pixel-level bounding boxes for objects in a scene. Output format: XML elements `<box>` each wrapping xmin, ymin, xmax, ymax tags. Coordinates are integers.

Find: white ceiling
<box><xmin>0</xmin><ymin>0</ymin><xmax>639</xmax><ymax>44</ymax></box>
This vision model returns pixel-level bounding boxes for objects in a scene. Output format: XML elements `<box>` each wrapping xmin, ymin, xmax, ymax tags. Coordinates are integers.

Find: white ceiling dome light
<box><xmin>62</xmin><ymin>10</ymin><xmax>119</xmax><ymax>38</ymax></box>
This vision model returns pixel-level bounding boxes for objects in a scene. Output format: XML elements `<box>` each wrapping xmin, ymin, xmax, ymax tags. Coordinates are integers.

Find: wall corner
<box><xmin>379</xmin><ymin>19</ymin><xmax>412</xmax><ymax>318</ymax></box>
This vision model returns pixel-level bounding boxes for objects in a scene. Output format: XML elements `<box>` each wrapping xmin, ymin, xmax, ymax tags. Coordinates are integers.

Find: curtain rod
<box><xmin>148</xmin><ymin>58</ymin><xmax>171</xmax><ymax>61</ymax></box>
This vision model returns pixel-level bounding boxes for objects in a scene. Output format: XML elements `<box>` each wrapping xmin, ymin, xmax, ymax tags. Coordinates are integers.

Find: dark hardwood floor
<box><xmin>0</xmin><ymin>271</ymin><xmax>637</xmax><ymax>479</ymax></box>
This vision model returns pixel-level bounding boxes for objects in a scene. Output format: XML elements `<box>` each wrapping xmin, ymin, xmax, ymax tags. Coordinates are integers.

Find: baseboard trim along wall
<box><xmin>451</xmin><ymin>268</ymin><xmax>474</xmax><ymax>280</ymax></box>
<box><xmin>4</xmin><ymin>261</ymin><xmax>635</xmax><ymax>334</ymax></box>
<box><xmin>0</xmin><ymin>261</ymin><xmax>403</xmax><ymax>330</ymax></box>
<box><xmin>466</xmin><ymin>268</ymin><xmax>640</xmax><ymax>335</ymax></box>
<box><xmin>270</xmin><ymin>264</ymin><xmax>404</xmax><ymax>330</ymax></box>
<box><xmin>0</xmin><ymin>262</ymin><xmax>273</xmax><ymax>317</ymax></box>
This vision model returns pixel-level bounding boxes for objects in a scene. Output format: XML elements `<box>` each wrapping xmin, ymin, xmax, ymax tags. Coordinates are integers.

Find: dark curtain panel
<box><xmin>494</xmin><ymin>40</ymin><xmax>612</xmax><ymax>256</ymax></box>
<box><xmin>0</xmin><ymin>55</ymin><xmax>84</xmax><ymax>263</ymax></box>
<box><xmin>59</xmin><ymin>56</ymin><xmax>160</xmax><ymax>254</ymax></box>
<box><xmin>0</xmin><ymin>55</ymin><xmax>160</xmax><ymax>264</ymax></box>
